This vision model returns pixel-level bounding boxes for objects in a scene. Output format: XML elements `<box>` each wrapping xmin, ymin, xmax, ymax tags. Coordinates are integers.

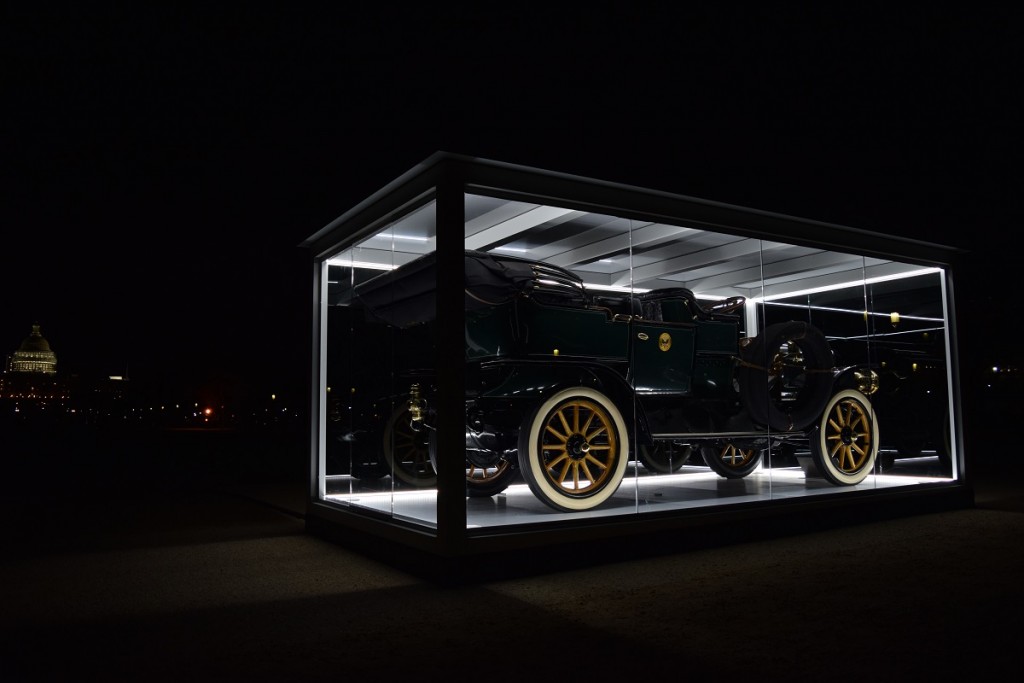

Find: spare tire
<box><xmin>737</xmin><ymin>321</ymin><xmax>834</xmax><ymax>431</ymax></box>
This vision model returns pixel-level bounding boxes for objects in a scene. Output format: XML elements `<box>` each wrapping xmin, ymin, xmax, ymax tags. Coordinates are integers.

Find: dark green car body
<box><xmin>333</xmin><ymin>250</ymin><xmax>878</xmax><ymax>511</ymax></box>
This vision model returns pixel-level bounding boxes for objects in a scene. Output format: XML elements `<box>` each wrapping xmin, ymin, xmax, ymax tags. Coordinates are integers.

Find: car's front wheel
<box><xmin>809</xmin><ymin>389</ymin><xmax>879</xmax><ymax>485</ymax></box>
<box><xmin>518</xmin><ymin>386</ymin><xmax>629</xmax><ymax>512</ymax></box>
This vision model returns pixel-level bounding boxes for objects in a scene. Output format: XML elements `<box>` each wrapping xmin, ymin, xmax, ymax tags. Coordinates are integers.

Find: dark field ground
<box><xmin>0</xmin><ymin>383</ymin><xmax>1021</xmax><ymax>681</ymax></box>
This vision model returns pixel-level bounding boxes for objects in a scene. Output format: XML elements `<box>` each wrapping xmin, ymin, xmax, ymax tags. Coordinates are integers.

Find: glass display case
<box><xmin>303</xmin><ymin>154</ymin><xmax>967</xmax><ymax>560</ymax></box>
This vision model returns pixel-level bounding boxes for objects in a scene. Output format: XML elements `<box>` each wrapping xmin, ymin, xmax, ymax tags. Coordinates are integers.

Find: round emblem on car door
<box><xmin>658</xmin><ymin>332</ymin><xmax>672</xmax><ymax>351</ymax></box>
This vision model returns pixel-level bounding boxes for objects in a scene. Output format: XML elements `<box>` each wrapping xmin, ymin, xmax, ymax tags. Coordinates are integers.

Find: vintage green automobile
<box><xmin>341</xmin><ymin>250</ymin><xmax>880</xmax><ymax>512</ymax></box>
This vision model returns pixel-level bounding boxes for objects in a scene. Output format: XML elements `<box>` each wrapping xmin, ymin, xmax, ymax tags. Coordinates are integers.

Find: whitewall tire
<box><xmin>518</xmin><ymin>386</ymin><xmax>629</xmax><ymax>512</ymax></box>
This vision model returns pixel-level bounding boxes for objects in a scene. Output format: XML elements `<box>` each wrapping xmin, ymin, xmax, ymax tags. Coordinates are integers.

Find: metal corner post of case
<box><xmin>434</xmin><ymin>171</ymin><xmax>469</xmax><ymax>548</ymax></box>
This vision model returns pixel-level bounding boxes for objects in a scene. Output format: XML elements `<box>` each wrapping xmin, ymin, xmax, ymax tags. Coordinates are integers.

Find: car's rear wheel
<box><xmin>701</xmin><ymin>443</ymin><xmax>764</xmax><ymax>478</ymax></box>
<box><xmin>809</xmin><ymin>389</ymin><xmax>879</xmax><ymax>485</ymax></box>
<box><xmin>466</xmin><ymin>460</ymin><xmax>518</xmax><ymax>497</ymax></box>
<box><xmin>428</xmin><ymin>430</ymin><xmax>518</xmax><ymax>497</ymax></box>
<box><xmin>382</xmin><ymin>405</ymin><xmax>438</xmax><ymax>487</ymax></box>
<box><xmin>518</xmin><ymin>386</ymin><xmax>629</xmax><ymax>512</ymax></box>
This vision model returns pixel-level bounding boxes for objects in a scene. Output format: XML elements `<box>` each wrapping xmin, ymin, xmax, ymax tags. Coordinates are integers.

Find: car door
<box><xmin>630</xmin><ymin>320</ymin><xmax>696</xmax><ymax>394</ymax></box>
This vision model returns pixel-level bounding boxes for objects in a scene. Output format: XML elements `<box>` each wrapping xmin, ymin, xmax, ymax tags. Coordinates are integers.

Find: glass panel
<box><xmin>312</xmin><ymin>179</ymin><xmax>962</xmax><ymax>544</ymax></box>
<box><xmin>320</xmin><ymin>201</ymin><xmax>438</xmax><ymax>526</ymax></box>
<box><xmin>756</xmin><ymin>255</ymin><xmax>876</xmax><ymax>495</ymax></box>
<box><xmin>863</xmin><ymin>271</ymin><xmax>954</xmax><ymax>479</ymax></box>
<box><xmin>312</xmin><ymin>192</ymin><xmax>959</xmax><ymax>530</ymax></box>
<box><xmin>757</xmin><ymin>263</ymin><xmax>955</xmax><ymax>493</ymax></box>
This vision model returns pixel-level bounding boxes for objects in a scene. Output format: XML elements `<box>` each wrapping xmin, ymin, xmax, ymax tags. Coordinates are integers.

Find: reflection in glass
<box><xmin>321</xmin><ymin>203</ymin><xmax>439</xmax><ymax>524</ymax></box>
<box><xmin>316</xmin><ymin>193</ymin><xmax>957</xmax><ymax>531</ymax></box>
<box><xmin>761</xmin><ymin>269</ymin><xmax>952</xmax><ymax>481</ymax></box>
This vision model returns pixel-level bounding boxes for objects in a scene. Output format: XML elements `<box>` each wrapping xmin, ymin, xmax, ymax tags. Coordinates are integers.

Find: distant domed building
<box><xmin>1</xmin><ymin>323</ymin><xmax>64</xmax><ymax>405</ymax></box>
<box><xmin>9</xmin><ymin>324</ymin><xmax>58</xmax><ymax>374</ymax></box>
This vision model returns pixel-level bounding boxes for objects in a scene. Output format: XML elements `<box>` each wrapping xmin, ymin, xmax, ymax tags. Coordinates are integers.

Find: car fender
<box><xmin>479</xmin><ymin>360</ymin><xmax>647</xmax><ymax>443</ymax></box>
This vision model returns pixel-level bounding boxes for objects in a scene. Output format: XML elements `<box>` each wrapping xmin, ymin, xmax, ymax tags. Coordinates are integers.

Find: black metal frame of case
<box><xmin>299</xmin><ymin>152</ymin><xmax>973</xmax><ymax>579</ymax></box>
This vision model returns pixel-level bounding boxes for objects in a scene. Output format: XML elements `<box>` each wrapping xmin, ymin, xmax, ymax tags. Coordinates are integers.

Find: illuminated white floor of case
<box><xmin>323</xmin><ymin>455</ymin><xmax>956</xmax><ymax>528</ymax></box>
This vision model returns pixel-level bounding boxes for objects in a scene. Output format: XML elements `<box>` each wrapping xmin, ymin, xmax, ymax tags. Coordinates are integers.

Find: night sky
<box><xmin>4</xmin><ymin>7</ymin><xmax>1021</xmax><ymax>407</ymax></box>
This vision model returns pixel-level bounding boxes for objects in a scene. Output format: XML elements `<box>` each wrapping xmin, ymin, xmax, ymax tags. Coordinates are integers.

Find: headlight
<box><xmin>853</xmin><ymin>369</ymin><xmax>880</xmax><ymax>395</ymax></box>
